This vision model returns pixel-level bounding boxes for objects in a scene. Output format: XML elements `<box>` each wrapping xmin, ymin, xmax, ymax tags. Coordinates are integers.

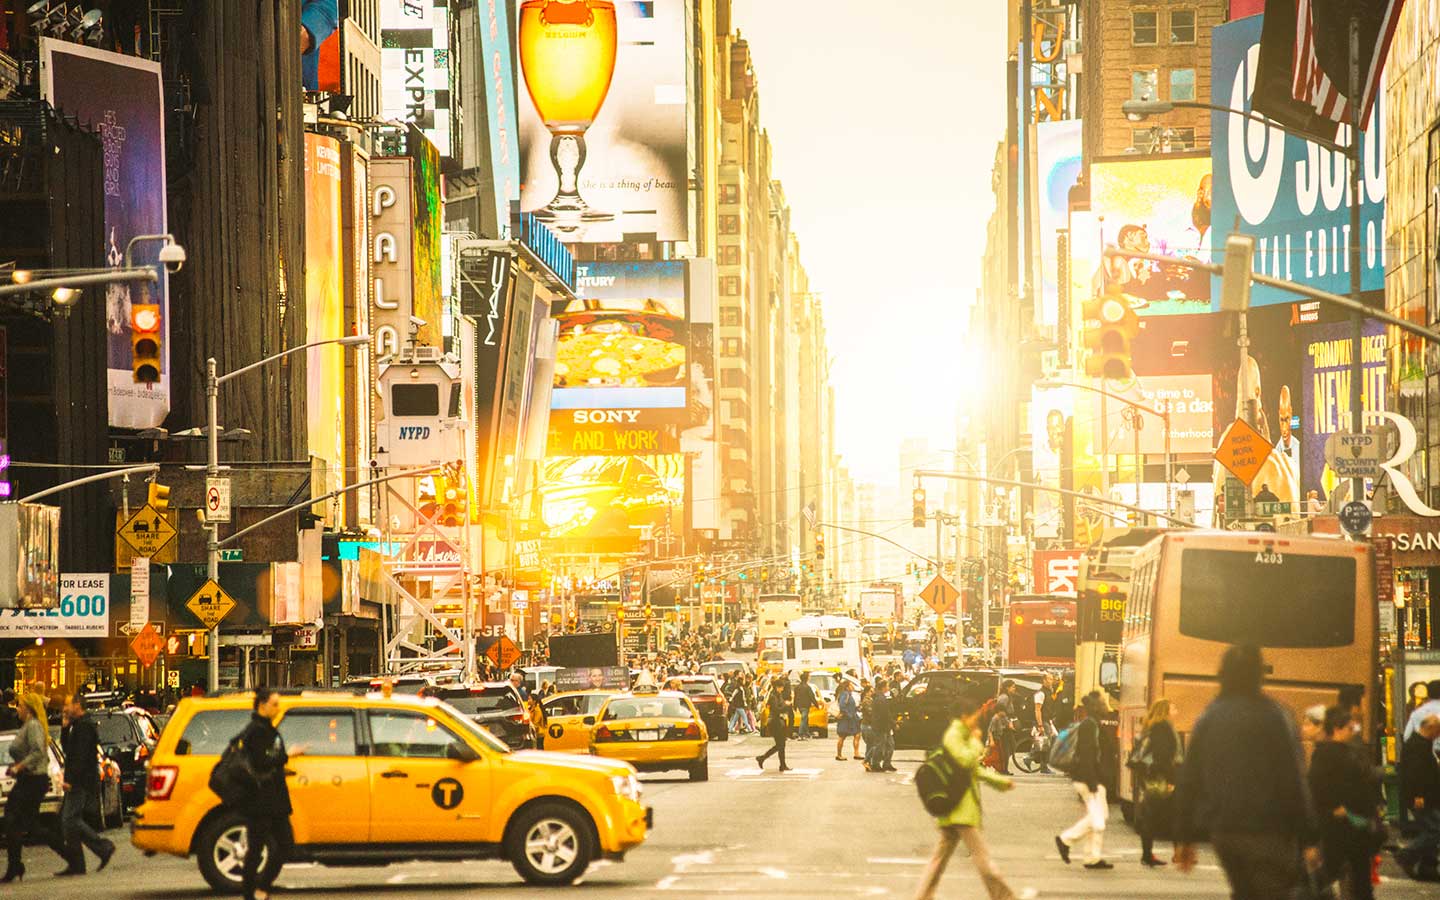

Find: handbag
<box><xmin>207</xmin><ymin>736</ymin><xmax>259</xmax><ymax>806</ymax></box>
<box><xmin>1126</xmin><ymin>732</ymin><xmax>1154</xmax><ymax>771</ymax></box>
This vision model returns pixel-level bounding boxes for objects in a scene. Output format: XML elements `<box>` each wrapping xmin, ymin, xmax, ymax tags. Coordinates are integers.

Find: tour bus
<box><xmin>1003</xmin><ymin>595</ymin><xmax>1077</xmax><ymax>668</ymax></box>
<box><xmin>779</xmin><ymin>615</ymin><xmax>872</xmax><ymax>679</ymax></box>
<box><xmin>1116</xmin><ymin>531</ymin><xmax>1376</xmax><ymax>812</ymax></box>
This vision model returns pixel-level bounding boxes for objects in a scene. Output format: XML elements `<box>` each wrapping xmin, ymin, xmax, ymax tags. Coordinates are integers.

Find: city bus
<box><xmin>1003</xmin><ymin>595</ymin><xmax>1077</xmax><ymax>668</ymax></box>
<box><xmin>779</xmin><ymin>615</ymin><xmax>872</xmax><ymax>679</ymax></box>
<box><xmin>1116</xmin><ymin>531</ymin><xmax>1376</xmax><ymax>812</ymax></box>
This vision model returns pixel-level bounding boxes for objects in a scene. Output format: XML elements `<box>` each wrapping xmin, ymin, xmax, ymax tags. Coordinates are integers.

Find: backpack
<box><xmin>1048</xmin><ymin>723</ymin><xmax>1081</xmax><ymax>774</ymax></box>
<box><xmin>914</xmin><ymin>744</ymin><xmax>973</xmax><ymax>816</ymax></box>
<box><xmin>207</xmin><ymin>736</ymin><xmax>258</xmax><ymax>806</ymax></box>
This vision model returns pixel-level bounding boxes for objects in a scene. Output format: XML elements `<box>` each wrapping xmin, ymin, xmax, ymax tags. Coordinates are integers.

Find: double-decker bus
<box><xmin>1003</xmin><ymin>595</ymin><xmax>1077</xmax><ymax>668</ymax></box>
<box><xmin>1116</xmin><ymin>531</ymin><xmax>1376</xmax><ymax>812</ymax></box>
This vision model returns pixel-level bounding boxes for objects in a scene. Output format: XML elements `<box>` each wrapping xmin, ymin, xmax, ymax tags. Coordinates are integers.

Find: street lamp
<box><xmin>1120</xmin><ymin>60</ymin><xmax>1367</xmax><ymax>518</ymax></box>
<box><xmin>204</xmin><ymin>333</ymin><xmax>370</xmax><ymax>692</ymax></box>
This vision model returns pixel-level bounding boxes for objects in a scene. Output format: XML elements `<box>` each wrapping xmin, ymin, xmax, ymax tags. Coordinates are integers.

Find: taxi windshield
<box><xmin>603</xmin><ymin>696</ymin><xmax>691</xmax><ymax>720</ymax></box>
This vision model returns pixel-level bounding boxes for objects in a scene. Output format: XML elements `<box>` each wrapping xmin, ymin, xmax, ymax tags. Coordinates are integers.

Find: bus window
<box><xmin>786</xmin><ymin>638</ymin><xmax>796</xmax><ymax>656</ymax></box>
<box><xmin>1035</xmin><ymin>631</ymin><xmax>1075</xmax><ymax>659</ymax></box>
<box><xmin>1178</xmin><ymin>548</ymin><xmax>1356</xmax><ymax>648</ymax></box>
<box><xmin>801</xmin><ymin>637</ymin><xmax>819</xmax><ymax>651</ymax></box>
<box><xmin>821</xmin><ymin>638</ymin><xmax>843</xmax><ymax>650</ymax></box>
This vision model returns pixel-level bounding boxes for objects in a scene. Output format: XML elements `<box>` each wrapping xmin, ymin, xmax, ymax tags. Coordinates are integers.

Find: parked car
<box><xmin>668</xmin><ymin>675</ymin><xmax>728</xmax><ymax>740</ymax></box>
<box><xmin>435</xmin><ymin>683</ymin><xmax>536</xmax><ymax>750</ymax></box>
<box><xmin>93</xmin><ymin>707</ymin><xmax>160</xmax><ymax>808</ymax></box>
<box><xmin>0</xmin><ymin>729</ymin><xmax>123</xmax><ymax>830</ymax></box>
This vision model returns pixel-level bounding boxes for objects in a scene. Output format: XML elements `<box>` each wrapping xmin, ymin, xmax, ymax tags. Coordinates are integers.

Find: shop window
<box><xmin>1170</xmin><ymin>9</ymin><xmax>1197</xmax><ymax>44</ymax></box>
<box><xmin>1170</xmin><ymin>68</ymin><xmax>1196</xmax><ymax>102</ymax></box>
<box><xmin>1132</xmin><ymin>10</ymin><xmax>1158</xmax><ymax>45</ymax></box>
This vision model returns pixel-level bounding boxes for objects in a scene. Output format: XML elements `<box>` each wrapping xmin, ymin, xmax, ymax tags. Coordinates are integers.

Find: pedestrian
<box><xmin>1300</xmin><ymin>704</ymin><xmax>1327</xmax><ymax>744</ymax></box>
<box><xmin>1405</xmin><ymin>678</ymin><xmax>1440</xmax><ymax>752</ymax></box>
<box><xmin>836</xmin><ymin>676</ymin><xmax>861</xmax><ymax>761</ymax></box>
<box><xmin>1132</xmin><ymin>698</ymin><xmax>1180</xmax><ymax>867</ymax></box>
<box><xmin>868</xmin><ymin>677</ymin><xmax>897</xmax><ymax>773</ymax></box>
<box><xmin>914</xmin><ymin>687</ymin><xmax>1031</xmax><ymax>900</ymax></box>
<box><xmin>986</xmin><ymin>694</ymin><xmax>1011</xmax><ymax>775</ymax></box>
<box><xmin>1395</xmin><ymin>713</ymin><xmax>1440</xmax><ymax>880</ymax></box>
<box><xmin>509</xmin><ymin>670</ymin><xmax>531</xmax><ymax>702</ymax></box>
<box><xmin>1174</xmin><ymin>644</ymin><xmax>1320</xmax><ymax>898</ymax></box>
<box><xmin>755</xmin><ymin>678</ymin><xmax>792</xmax><ymax>772</ymax></box>
<box><xmin>2</xmin><ymin>693</ymin><xmax>68</xmax><ymax>882</ymax></box>
<box><xmin>1308</xmin><ymin>705</ymin><xmax>1382</xmax><ymax>900</ymax></box>
<box><xmin>793</xmin><ymin>671</ymin><xmax>817</xmax><ymax>741</ymax></box>
<box><xmin>55</xmin><ymin>695</ymin><xmax>115</xmax><ymax>876</ymax></box>
<box><xmin>1055</xmin><ymin>691</ymin><xmax>1112</xmax><ymax>869</ymax></box>
<box><xmin>1033</xmin><ymin>674</ymin><xmax>1057</xmax><ymax>773</ymax></box>
<box><xmin>227</xmin><ymin>687</ymin><xmax>304</xmax><ymax>900</ymax></box>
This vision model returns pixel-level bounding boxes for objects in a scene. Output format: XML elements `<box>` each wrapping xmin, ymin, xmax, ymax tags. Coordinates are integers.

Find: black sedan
<box><xmin>436</xmin><ymin>684</ymin><xmax>536</xmax><ymax>750</ymax></box>
<box><xmin>93</xmin><ymin>707</ymin><xmax>160</xmax><ymax>809</ymax></box>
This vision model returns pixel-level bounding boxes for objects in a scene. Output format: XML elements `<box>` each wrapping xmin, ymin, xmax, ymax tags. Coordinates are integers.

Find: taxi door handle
<box><xmin>380</xmin><ymin>769</ymin><xmax>409</xmax><ymax>779</ymax></box>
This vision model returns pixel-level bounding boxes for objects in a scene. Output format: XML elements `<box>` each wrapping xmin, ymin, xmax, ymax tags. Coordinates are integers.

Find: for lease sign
<box><xmin>0</xmin><ymin>574</ymin><xmax>110</xmax><ymax>637</ymax></box>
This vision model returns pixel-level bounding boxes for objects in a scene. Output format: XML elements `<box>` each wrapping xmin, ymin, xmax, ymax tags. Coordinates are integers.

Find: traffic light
<box><xmin>130</xmin><ymin>303</ymin><xmax>162</xmax><ymax>383</ymax></box>
<box><xmin>1081</xmin><ymin>290</ymin><xmax>1140</xmax><ymax>381</ymax></box>
<box><xmin>146</xmin><ymin>480</ymin><xmax>171</xmax><ymax>511</ymax></box>
<box><xmin>912</xmin><ymin>486</ymin><xmax>926</xmax><ymax>527</ymax></box>
<box><xmin>418</xmin><ymin>471</ymin><xmax>463</xmax><ymax>526</ymax></box>
<box><xmin>814</xmin><ymin>531</ymin><xmax>825</xmax><ymax>561</ymax></box>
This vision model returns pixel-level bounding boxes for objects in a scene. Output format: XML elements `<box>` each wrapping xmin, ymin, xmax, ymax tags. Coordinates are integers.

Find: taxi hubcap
<box><xmin>214</xmin><ymin>824</ymin><xmax>267</xmax><ymax>882</ymax></box>
<box><xmin>525</xmin><ymin>818</ymin><xmax>579</xmax><ymax>873</ymax></box>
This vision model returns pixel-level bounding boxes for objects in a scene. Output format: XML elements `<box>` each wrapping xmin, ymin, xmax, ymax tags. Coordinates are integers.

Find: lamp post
<box><xmin>1123</xmin><ymin>44</ymin><xmax>1368</xmax><ymax>513</ymax></box>
<box><xmin>205</xmin><ymin>334</ymin><xmax>370</xmax><ymax>692</ymax></box>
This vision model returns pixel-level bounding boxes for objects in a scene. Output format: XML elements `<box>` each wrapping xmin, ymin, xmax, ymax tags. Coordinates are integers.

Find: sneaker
<box><xmin>1054</xmin><ymin>836</ymin><xmax>1070</xmax><ymax>864</ymax></box>
<box><xmin>882</xmin><ymin>765</ymin><xmax>898</xmax><ymax>772</ymax></box>
<box><xmin>1084</xmin><ymin>860</ymin><xmax>1114</xmax><ymax>870</ymax></box>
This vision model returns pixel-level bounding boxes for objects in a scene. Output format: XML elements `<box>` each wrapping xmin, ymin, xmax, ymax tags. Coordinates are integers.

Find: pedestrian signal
<box><xmin>130</xmin><ymin>303</ymin><xmax>163</xmax><ymax>383</ymax></box>
<box><xmin>1081</xmin><ymin>291</ymin><xmax>1140</xmax><ymax>381</ymax></box>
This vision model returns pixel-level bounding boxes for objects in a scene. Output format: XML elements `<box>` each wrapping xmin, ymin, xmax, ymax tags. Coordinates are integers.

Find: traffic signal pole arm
<box><xmin>911</xmin><ymin>469</ymin><xmax>1198</xmax><ymax>528</ymax></box>
<box><xmin>216</xmin><ymin>464</ymin><xmax>444</xmax><ymax>547</ymax></box>
<box><xmin>16</xmin><ymin>463</ymin><xmax>160</xmax><ymax>504</ymax></box>
<box><xmin>815</xmin><ymin>521</ymin><xmax>942</xmax><ymax>568</ymax></box>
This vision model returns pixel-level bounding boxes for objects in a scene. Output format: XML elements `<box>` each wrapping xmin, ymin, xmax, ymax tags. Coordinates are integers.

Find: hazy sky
<box><xmin>730</xmin><ymin>0</ymin><xmax>1009</xmax><ymax>484</ymax></box>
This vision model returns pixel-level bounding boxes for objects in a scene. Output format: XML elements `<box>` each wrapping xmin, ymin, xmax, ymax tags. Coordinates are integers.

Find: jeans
<box><xmin>757</xmin><ymin>731</ymin><xmax>787</xmax><ymax>769</ymax></box>
<box><xmin>866</xmin><ymin>728</ymin><xmax>893</xmax><ymax>769</ymax></box>
<box><xmin>1059</xmin><ymin>782</ymin><xmax>1108</xmax><ymax>863</ymax></box>
<box><xmin>914</xmin><ymin>824</ymin><xmax>1016</xmax><ymax>900</ymax></box>
<box><xmin>1210</xmin><ymin>831</ymin><xmax>1301</xmax><ymax>900</ymax></box>
<box><xmin>60</xmin><ymin>784</ymin><xmax>114</xmax><ymax>871</ymax></box>
<box><xmin>1399</xmin><ymin>807</ymin><xmax>1440</xmax><ymax>874</ymax></box>
<box><xmin>728</xmin><ymin>708</ymin><xmax>746</xmax><ymax>733</ymax></box>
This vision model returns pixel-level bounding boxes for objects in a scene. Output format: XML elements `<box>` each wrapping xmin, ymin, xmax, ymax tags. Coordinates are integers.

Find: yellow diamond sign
<box><xmin>117</xmin><ymin>504</ymin><xmax>178</xmax><ymax>557</ymax></box>
<box><xmin>186</xmin><ymin>579</ymin><xmax>237</xmax><ymax>630</ymax></box>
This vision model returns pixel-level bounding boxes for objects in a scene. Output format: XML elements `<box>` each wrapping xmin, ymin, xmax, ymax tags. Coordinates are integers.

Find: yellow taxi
<box><xmin>538</xmin><ymin>691</ymin><xmax>613</xmax><ymax>753</ymax></box>
<box><xmin>588</xmin><ymin>689</ymin><xmax>709</xmax><ymax>781</ymax></box>
<box><xmin>132</xmin><ymin>691</ymin><xmax>650</xmax><ymax>891</ymax></box>
<box><xmin>757</xmin><ymin>671</ymin><xmax>831</xmax><ymax>738</ymax></box>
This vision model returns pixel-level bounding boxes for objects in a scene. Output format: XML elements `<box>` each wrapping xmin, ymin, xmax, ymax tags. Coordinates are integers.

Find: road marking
<box><xmin>867</xmin><ymin>857</ymin><xmax>929</xmax><ymax>865</ymax></box>
<box><xmin>758</xmin><ymin>867</ymin><xmax>788</xmax><ymax>879</ymax></box>
<box><xmin>725</xmin><ymin>766</ymin><xmax>822</xmax><ymax>779</ymax></box>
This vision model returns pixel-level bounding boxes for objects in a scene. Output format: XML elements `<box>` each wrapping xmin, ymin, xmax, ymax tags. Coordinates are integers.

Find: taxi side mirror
<box><xmin>582</xmin><ymin>716</ymin><xmax>596</xmax><ymax>726</ymax></box>
<box><xmin>447</xmin><ymin>742</ymin><xmax>480</xmax><ymax>763</ymax></box>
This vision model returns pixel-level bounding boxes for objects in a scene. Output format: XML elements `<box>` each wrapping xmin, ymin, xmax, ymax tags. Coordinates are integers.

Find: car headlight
<box><xmin>610</xmin><ymin>773</ymin><xmax>643</xmax><ymax>802</ymax></box>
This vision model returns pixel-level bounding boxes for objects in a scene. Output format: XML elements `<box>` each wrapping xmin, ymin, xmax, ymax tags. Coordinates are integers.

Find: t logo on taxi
<box><xmin>432</xmin><ymin>777</ymin><xmax>464</xmax><ymax>810</ymax></box>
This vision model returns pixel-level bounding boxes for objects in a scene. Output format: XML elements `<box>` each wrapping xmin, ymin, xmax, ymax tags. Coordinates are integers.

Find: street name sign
<box><xmin>1214</xmin><ymin>418</ymin><xmax>1273</xmax><ymax>486</ymax></box>
<box><xmin>118</xmin><ymin>504</ymin><xmax>177</xmax><ymax>557</ymax></box>
<box><xmin>186</xmin><ymin>579</ymin><xmax>237</xmax><ymax>630</ymax></box>
<box><xmin>205</xmin><ymin>477</ymin><xmax>232</xmax><ymax>523</ymax></box>
<box><xmin>918</xmin><ymin>575</ymin><xmax>960</xmax><ymax>616</ymax></box>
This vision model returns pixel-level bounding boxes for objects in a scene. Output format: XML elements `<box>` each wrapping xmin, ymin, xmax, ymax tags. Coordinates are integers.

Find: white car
<box><xmin>0</xmin><ymin>729</ymin><xmax>123</xmax><ymax>830</ymax></box>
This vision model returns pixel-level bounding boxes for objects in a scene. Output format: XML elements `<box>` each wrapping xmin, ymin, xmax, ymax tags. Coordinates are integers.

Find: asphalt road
<box><xmin>6</xmin><ymin>734</ymin><xmax>1433</xmax><ymax>898</ymax></box>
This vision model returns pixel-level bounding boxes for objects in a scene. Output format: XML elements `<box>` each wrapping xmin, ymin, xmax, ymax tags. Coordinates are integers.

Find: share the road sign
<box><xmin>186</xmin><ymin>579</ymin><xmax>237</xmax><ymax>630</ymax></box>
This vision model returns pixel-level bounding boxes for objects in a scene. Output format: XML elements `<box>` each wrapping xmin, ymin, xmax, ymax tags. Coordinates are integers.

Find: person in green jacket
<box><xmin>914</xmin><ymin>689</ymin><xmax>1032</xmax><ymax>900</ymax></box>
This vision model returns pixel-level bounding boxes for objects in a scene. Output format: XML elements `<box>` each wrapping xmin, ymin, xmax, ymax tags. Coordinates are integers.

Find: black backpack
<box><xmin>914</xmin><ymin>744</ymin><xmax>973</xmax><ymax>816</ymax></box>
<box><xmin>207</xmin><ymin>736</ymin><xmax>258</xmax><ymax>806</ymax></box>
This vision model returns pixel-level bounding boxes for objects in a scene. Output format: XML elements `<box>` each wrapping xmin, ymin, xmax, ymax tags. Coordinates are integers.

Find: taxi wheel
<box><xmin>688</xmin><ymin>757</ymin><xmax>709</xmax><ymax>782</ymax></box>
<box><xmin>196</xmin><ymin>813</ymin><xmax>279</xmax><ymax>894</ymax></box>
<box><xmin>506</xmin><ymin>802</ymin><xmax>595</xmax><ymax>886</ymax></box>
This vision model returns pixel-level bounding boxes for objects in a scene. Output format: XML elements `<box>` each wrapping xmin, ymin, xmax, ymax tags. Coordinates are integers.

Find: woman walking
<box><xmin>1309</xmin><ymin>705</ymin><xmax>1382</xmax><ymax>900</ymax></box>
<box><xmin>755</xmin><ymin>677</ymin><xmax>792</xmax><ymax>772</ymax></box>
<box><xmin>835</xmin><ymin>676</ymin><xmax>861</xmax><ymax>761</ymax></box>
<box><xmin>2</xmin><ymin>693</ymin><xmax>67</xmax><ymax>882</ymax></box>
<box><xmin>915</xmin><ymin>688</ymin><xmax>1030</xmax><ymax>900</ymax></box>
<box><xmin>229</xmin><ymin>688</ymin><xmax>301</xmax><ymax>900</ymax></box>
<box><xmin>1134</xmin><ymin>698</ymin><xmax>1180</xmax><ymax>867</ymax></box>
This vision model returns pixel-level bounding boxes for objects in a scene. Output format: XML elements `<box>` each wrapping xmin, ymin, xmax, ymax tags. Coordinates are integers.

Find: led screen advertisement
<box><xmin>1090</xmin><ymin>155</ymin><xmax>1213</xmax><ymax>316</ymax></box>
<box><xmin>381</xmin><ymin>0</ymin><xmax>453</xmax><ymax>158</ymax></box>
<box><xmin>1301</xmin><ymin>318</ymin><xmax>1386</xmax><ymax>500</ymax></box>
<box><xmin>1030</xmin><ymin>385</ymin><xmax>1074</xmax><ymax>539</ymax></box>
<box><xmin>479</xmin><ymin>0</ymin><xmax>520</xmax><ymax>235</ymax></box>
<box><xmin>538</xmin><ymin>453</ymin><xmax>685</xmax><ymax>553</ymax></box>
<box><xmin>1210</xmin><ymin>15</ymin><xmax>1386</xmax><ymax>309</ymax></box>
<box><xmin>517</xmin><ymin>0</ymin><xmax>688</xmax><ymax>243</ymax></box>
<box><xmin>41</xmin><ymin>39</ymin><xmax>169</xmax><ymax>429</ymax></box>
<box><xmin>304</xmin><ymin>134</ymin><xmax>347</xmax><ymax>492</ymax></box>
<box><xmin>1037</xmin><ymin>120</ymin><xmax>1082</xmax><ymax>329</ymax></box>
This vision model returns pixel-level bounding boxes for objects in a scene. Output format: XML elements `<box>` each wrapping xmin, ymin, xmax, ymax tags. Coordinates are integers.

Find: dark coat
<box><xmin>765</xmin><ymin>688</ymin><xmax>789</xmax><ymax>736</ymax></box>
<box><xmin>234</xmin><ymin>713</ymin><xmax>291</xmax><ymax>818</ymax></box>
<box><xmin>1070</xmin><ymin>717</ymin><xmax>1102</xmax><ymax>791</ymax></box>
<box><xmin>1401</xmin><ymin>731</ymin><xmax>1440</xmax><ymax>812</ymax></box>
<box><xmin>1143</xmin><ymin>719</ymin><xmax>1180</xmax><ymax>783</ymax></box>
<box><xmin>60</xmin><ymin>713</ymin><xmax>102</xmax><ymax>790</ymax></box>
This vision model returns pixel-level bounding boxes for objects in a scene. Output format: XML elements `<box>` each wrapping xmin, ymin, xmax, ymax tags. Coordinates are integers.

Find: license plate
<box><xmin>637</xmin><ymin>730</ymin><xmax>660</xmax><ymax>741</ymax></box>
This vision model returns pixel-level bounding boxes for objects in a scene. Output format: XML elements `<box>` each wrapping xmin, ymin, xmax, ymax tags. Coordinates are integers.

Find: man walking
<box><xmin>55</xmin><ymin>695</ymin><xmax>115</xmax><ymax>876</ymax></box>
<box><xmin>1055</xmin><ymin>691</ymin><xmax>1111</xmax><ymax>870</ymax></box>
<box><xmin>1406</xmin><ymin>679</ymin><xmax>1440</xmax><ymax>751</ymax></box>
<box><xmin>1174</xmin><ymin>644</ymin><xmax>1319</xmax><ymax>898</ymax></box>
<box><xmin>755</xmin><ymin>678</ymin><xmax>792</xmax><ymax>772</ymax></box>
<box><xmin>1396</xmin><ymin>713</ymin><xmax>1440</xmax><ymax>880</ymax></box>
<box><xmin>867</xmin><ymin>677</ymin><xmax>897</xmax><ymax>773</ymax></box>
<box><xmin>793</xmin><ymin>672</ymin><xmax>816</xmax><ymax>741</ymax></box>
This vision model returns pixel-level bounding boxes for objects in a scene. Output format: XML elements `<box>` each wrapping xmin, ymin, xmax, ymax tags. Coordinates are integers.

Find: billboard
<box><xmin>1301</xmin><ymin>318</ymin><xmax>1387</xmax><ymax>499</ymax></box>
<box><xmin>381</xmin><ymin>1</ymin><xmax>453</xmax><ymax>158</ymax></box>
<box><xmin>304</xmin><ymin>133</ymin><xmax>347</xmax><ymax>494</ymax></box>
<box><xmin>1090</xmin><ymin>155</ymin><xmax>1213</xmax><ymax>316</ymax></box>
<box><xmin>369</xmin><ymin>158</ymin><xmax>415</xmax><ymax>360</ymax></box>
<box><xmin>549</xmin><ymin>261</ymin><xmax>688</xmax><ymax>424</ymax></box>
<box><xmin>1037</xmin><ymin>120</ymin><xmax>1083</xmax><ymax>328</ymax></box>
<box><xmin>517</xmin><ymin>0</ymin><xmax>688</xmax><ymax>243</ymax></box>
<box><xmin>682</xmin><ymin>259</ymin><xmax>719</xmax><ymax>533</ymax></box>
<box><xmin>479</xmin><ymin>0</ymin><xmax>520</xmax><ymax>235</ymax></box>
<box><xmin>41</xmin><ymin>39</ymin><xmax>169</xmax><ymax>429</ymax></box>
<box><xmin>409</xmin><ymin>133</ymin><xmax>444</xmax><ymax>345</ymax></box>
<box><xmin>538</xmin><ymin>453</ymin><xmax>685</xmax><ymax>552</ymax></box>
<box><xmin>1210</xmin><ymin>16</ymin><xmax>1386</xmax><ymax>308</ymax></box>
<box><xmin>0</xmin><ymin>574</ymin><xmax>109</xmax><ymax>637</ymax></box>
<box><xmin>1030</xmin><ymin>385</ymin><xmax>1073</xmax><ymax>539</ymax></box>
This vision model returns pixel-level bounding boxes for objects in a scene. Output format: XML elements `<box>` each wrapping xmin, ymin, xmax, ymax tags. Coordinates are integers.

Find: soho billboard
<box><xmin>1210</xmin><ymin>15</ymin><xmax>1386</xmax><ymax>308</ymax></box>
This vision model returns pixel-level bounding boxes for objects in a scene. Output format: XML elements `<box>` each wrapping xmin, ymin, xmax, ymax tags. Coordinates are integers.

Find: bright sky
<box><xmin>730</xmin><ymin>0</ymin><xmax>1009</xmax><ymax>483</ymax></box>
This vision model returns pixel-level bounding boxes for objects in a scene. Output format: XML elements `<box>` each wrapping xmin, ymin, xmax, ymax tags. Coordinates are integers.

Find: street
<box><xmin>8</xmin><ymin>734</ymin><xmax>1432</xmax><ymax>899</ymax></box>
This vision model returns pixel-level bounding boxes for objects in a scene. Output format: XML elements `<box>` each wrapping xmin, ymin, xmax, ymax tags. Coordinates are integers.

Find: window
<box><xmin>719</xmin><ymin>184</ymin><xmax>739</xmax><ymax>204</ymax></box>
<box><xmin>719</xmin><ymin>214</ymin><xmax>740</xmax><ymax>235</ymax></box>
<box><xmin>1169</xmin><ymin>9</ymin><xmax>1196</xmax><ymax>44</ymax></box>
<box><xmin>800</xmin><ymin>636</ymin><xmax>820</xmax><ymax>650</ymax></box>
<box><xmin>602</xmin><ymin>696</ymin><xmax>692</xmax><ymax>719</ymax></box>
<box><xmin>1132</xmin><ymin>126</ymin><xmax>1196</xmax><ymax>153</ymax></box>
<box><xmin>1169</xmin><ymin>67</ymin><xmax>1196</xmax><ymax>102</ymax></box>
<box><xmin>721</xmin><ymin>337</ymin><xmax>741</xmax><ymax>357</ymax></box>
<box><xmin>1132</xmin><ymin>10</ymin><xmax>1158</xmax><ymax>45</ymax></box>
<box><xmin>367</xmin><ymin>710</ymin><xmax>467</xmax><ymax>758</ymax></box>
<box><xmin>1178</xmin><ymin>549</ymin><xmax>1357</xmax><ymax>648</ymax></box>
<box><xmin>719</xmin><ymin>244</ymin><xmax>741</xmax><ymax>266</ymax></box>
<box><xmin>1034</xmin><ymin>632</ymin><xmax>1077</xmax><ymax>659</ymax></box>
<box><xmin>391</xmin><ymin>383</ymin><xmax>439</xmax><ymax>417</ymax></box>
<box><xmin>721</xmin><ymin>368</ymin><xmax>746</xmax><ymax>387</ymax></box>
<box><xmin>542</xmin><ymin>694</ymin><xmax>608</xmax><ymax>717</ymax></box>
<box><xmin>278</xmin><ymin>710</ymin><xmax>358</xmax><ymax>756</ymax></box>
<box><xmin>721</xmin><ymin>275</ymin><xmax>741</xmax><ymax>296</ymax></box>
<box><xmin>719</xmin><ymin>306</ymin><xmax>741</xmax><ymax>327</ymax></box>
<box><xmin>438</xmin><ymin>687</ymin><xmax>521</xmax><ymax>716</ymax></box>
<box><xmin>174</xmin><ymin>710</ymin><xmax>251</xmax><ymax>755</ymax></box>
<box><xmin>1131</xmin><ymin>69</ymin><xmax>1159</xmax><ymax>101</ymax></box>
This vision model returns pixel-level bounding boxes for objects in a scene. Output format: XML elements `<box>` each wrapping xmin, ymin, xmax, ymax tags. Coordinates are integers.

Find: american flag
<box><xmin>1289</xmin><ymin>0</ymin><xmax>1405</xmax><ymax>128</ymax></box>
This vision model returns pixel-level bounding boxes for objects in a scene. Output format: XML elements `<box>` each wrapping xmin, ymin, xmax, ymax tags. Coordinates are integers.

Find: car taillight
<box><xmin>510</xmin><ymin>712</ymin><xmax>528</xmax><ymax>723</ymax></box>
<box><xmin>146</xmin><ymin>766</ymin><xmax>178</xmax><ymax>801</ymax></box>
<box><xmin>680</xmin><ymin>722</ymin><xmax>702</xmax><ymax>739</ymax></box>
<box><xmin>594</xmin><ymin>725</ymin><xmax>617</xmax><ymax>742</ymax></box>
